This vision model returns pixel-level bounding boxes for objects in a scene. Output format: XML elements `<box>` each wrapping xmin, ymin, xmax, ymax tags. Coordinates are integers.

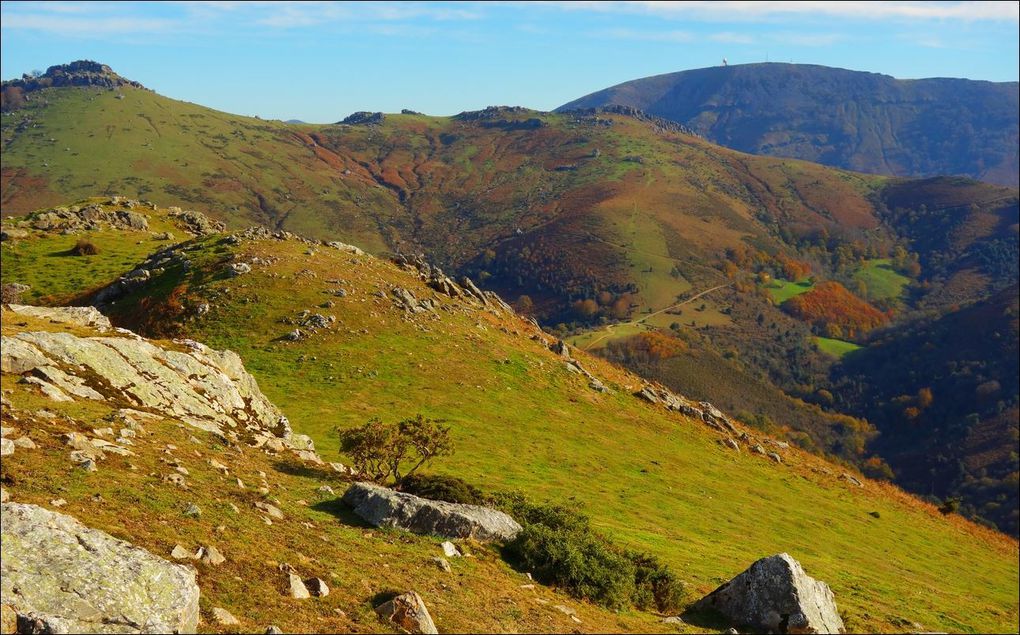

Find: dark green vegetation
<box><xmin>497</xmin><ymin>493</ymin><xmax>686</xmax><ymax>613</ymax></box>
<box><xmin>557</xmin><ymin>63</ymin><xmax>1020</xmax><ymax>187</ymax></box>
<box><xmin>1</xmin><ymin>64</ymin><xmax>1018</xmax><ymax>534</ymax></box>
<box><xmin>832</xmin><ymin>286</ymin><xmax>1020</xmax><ymax>535</ymax></box>
<box><xmin>2</xmin><ymin>202</ymin><xmax>1019</xmax><ymax>633</ymax></box>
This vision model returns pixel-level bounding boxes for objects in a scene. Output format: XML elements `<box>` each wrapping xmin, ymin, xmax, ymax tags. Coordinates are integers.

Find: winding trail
<box><xmin>580</xmin><ymin>282</ymin><xmax>732</xmax><ymax>351</ymax></box>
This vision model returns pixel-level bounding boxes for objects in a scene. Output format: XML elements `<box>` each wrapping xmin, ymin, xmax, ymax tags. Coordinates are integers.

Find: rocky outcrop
<box><xmin>340</xmin><ymin>111</ymin><xmax>385</xmax><ymax>125</ymax></box>
<box><xmin>692</xmin><ymin>553</ymin><xmax>845</xmax><ymax>634</ymax></box>
<box><xmin>6</xmin><ymin>304</ymin><xmax>112</xmax><ymax>331</ymax></box>
<box><xmin>1</xmin><ymin>502</ymin><xmax>199</xmax><ymax>634</ymax></box>
<box><xmin>375</xmin><ymin>592</ymin><xmax>438</xmax><ymax>635</ymax></box>
<box><xmin>1</xmin><ymin>310</ymin><xmax>290</xmax><ymax>441</ymax></box>
<box><xmin>342</xmin><ymin>482</ymin><xmax>522</xmax><ymax>541</ymax></box>
<box><xmin>2</xmin><ymin>60</ymin><xmax>146</xmax><ymax>96</ymax></box>
<box><xmin>18</xmin><ymin>203</ymin><xmax>149</xmax><ymax>233</ymax></box>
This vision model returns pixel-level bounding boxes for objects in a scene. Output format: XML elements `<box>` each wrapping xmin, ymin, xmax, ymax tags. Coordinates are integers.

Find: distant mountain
<box><xmin>557</xmin><ymin>63</ymin><xmax>1019</xmax><ymax>187</ymax></box>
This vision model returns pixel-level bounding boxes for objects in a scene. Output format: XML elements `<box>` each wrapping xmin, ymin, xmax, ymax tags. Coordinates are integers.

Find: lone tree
<box><xmin>338</xmin><ymin>414</ymin><xmax>453</xmax><ymax>486</ymax></box>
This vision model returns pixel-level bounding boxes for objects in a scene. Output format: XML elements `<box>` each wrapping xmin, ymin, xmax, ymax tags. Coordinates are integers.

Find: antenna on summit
<box><xmin>722</xmin><ymin>57</ymin><xmax>728</xmax><ymax>66</ymax></box>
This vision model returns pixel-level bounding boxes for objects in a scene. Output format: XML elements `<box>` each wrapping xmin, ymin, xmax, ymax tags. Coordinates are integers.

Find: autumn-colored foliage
<box><xmin>783</xmin><ymin>281</ymin><xmax>889</xmax><ymax>338</ymax></box>
<box><xmin>604</xmin><ymin>332</ymin><xmax>687</xmax><ymax>364</ymax></box>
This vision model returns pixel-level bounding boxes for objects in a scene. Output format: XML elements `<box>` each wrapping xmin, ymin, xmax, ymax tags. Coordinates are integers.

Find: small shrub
<box><xmin>337</xmin><ymin>414</ymin><xmax>453</xmax><ymax>485</ymax></box>
<box><xmin>399</xmin><ymin>474</ymin><xmax>485</xmax><ymax>505</ymax></box>
<box><xmin>495</xmin><ymin>493</ymin><xmax>685</xmax><ymax>612</ymax></box>
<box><xmin>71</xmin><ymin>239</ymin><xmax>99</xmax><ymax>256</ymax></box>
<box><xmin>628</xmin><ymin>551</ymin><xmax>686</xmax><ymax>612</ymax></box>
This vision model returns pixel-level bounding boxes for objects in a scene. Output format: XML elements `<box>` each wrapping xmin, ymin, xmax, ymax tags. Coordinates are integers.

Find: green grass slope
<box><xmin>4</xmin><ymin>204</ymin><xmax>1015</xmax><ymax>633</ymax></box>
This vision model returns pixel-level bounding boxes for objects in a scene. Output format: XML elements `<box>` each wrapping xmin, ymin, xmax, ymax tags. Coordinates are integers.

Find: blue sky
<box><xmin>2</xmin><ymin>1</ymin><xmax>1018</xmax><ymax>122</ymax></box>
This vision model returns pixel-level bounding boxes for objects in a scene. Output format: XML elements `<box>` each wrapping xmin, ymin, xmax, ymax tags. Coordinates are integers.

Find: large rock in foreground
<box><xmin>1</xmin><ymin>502</ymin><xmax>200</xmax><ymax>634</ymax></box>
<box><xmin>0</xmin><ymin>307</ymin><xmax>289</xmax><ymax>440</ymax></box>
<box><xmin>693</xmin><ymin>553</ymin><xmax>845</xmax><ymax>634</ymax></box>
<box><xmin>343</xmin><ymin>482</ymin><xmax>521</xmax><ymax>541</ymax></box>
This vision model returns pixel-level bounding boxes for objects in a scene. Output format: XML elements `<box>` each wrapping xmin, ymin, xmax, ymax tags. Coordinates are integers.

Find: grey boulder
<box><xmin>375</xmin><ymin>591</ymin><xmax>438</xmax><ymax>635</ymax></box>
<box><xmin>0</xmin><ymin>502</ymin><xmax>200</xmax><ymax>633</ymax></box>
<box><xmin>343</xmin><ymin>482</ymin><xmax>521</xmax><ymax>541</ymax></box>
<box><xmin>693</xmin><ymin>553</ymin><xmax>844</xmax><ymax>634</ymax></box>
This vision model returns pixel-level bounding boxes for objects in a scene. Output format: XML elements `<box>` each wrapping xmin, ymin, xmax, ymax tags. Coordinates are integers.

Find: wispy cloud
<box><xmin>709</xmin><ymin>32</ymin><xmax>755</xmax><ymax>45</ymax></box>
<box><xmin>0</xmin><ymin>1</ymin><xmax>484</xmax><ymax>37</ymax></box>
<box><xmin>601</xmin><ymin>27</ymin><xmax>695</xmax><ymax>42</ymax></box>
<box><xmin>0</xmin><ymin>13</ymin><xmax>181</xmax><ymax>36</ymax></box>
<box><xmin>549</xmin><ymin>1</ymin><xmax>1020</xmax><ymax>23</ymax></box>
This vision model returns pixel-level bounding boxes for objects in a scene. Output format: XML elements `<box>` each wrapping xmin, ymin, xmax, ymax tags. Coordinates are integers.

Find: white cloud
<box><xmin>0</xmin><ymin>13</ymin><xmax>180</xmax><ymax>36</ymax></box>
<box><xmin>547</xmin><ymin>1</ymin><xmax>1020</xmax><ymax>23</ymax></box>
<box><xmin>601</xmin><ymin>28</ymin><xmax>695</xmax><ymax>42</ymax></box>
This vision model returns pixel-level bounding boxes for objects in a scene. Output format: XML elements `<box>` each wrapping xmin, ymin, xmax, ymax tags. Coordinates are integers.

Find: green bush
<box><xmin>505</xmin><ymin>522</ymin><xmax>636</xmax><ymax>610</ymax></box>
<box><xmin>495</xmin><ymin>492</ymin><xmax>686</xmax><ymax>612</ymax></box>
<box><xmin>399</xmin><ymin>474</ymin><xmax>485</xmax><ymax>505</ymax></box>
<box><xmin>628</xmin><ymin>551</ymin><xmax>687</xmax><ymax>612</ymax></box>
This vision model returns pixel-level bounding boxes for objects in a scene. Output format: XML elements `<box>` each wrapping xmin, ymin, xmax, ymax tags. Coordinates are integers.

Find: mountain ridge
<box><xmin>557</xmin><ymin>62</ymin><xmax>1019</xmax><ymax>187</ymax></box>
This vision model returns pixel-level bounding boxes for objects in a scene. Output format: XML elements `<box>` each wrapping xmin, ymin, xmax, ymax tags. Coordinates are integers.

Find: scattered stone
<box><xmin>211</xmin><ymin>607</ymin><xmax>240</xmax><ymax>626</ymax></box>
<box><xmin>375</xmin><ymin>591</ymin><xmax>438</xmax><ymax>635</ymax></box>
<box><xmin>343</xmin><ymin>482</ymin><xmax>521</xmax><ymax>541</ymax></box>
<box><xmin>171</xmin><ymin>544</ymin><xmax>195</xmax><ymax>560</ymax></box>
<box><xmin>767</xmin><ymin>452</ymin><xmax>783</xmax><ymax>464</ymax></box>
<box><xmin>317</xmin><ymin>485</ymin><xmax>335</xmax><ymax>496</ymax></box>
<box><xmin>256</xmin><ymin>501</ymin><xmax>284</xmax><ymax>519</ymax></box>
<box><xmin>692</xmin><ymin>553</ymin><xmax>845</xmax><ymax>634</ymax></box>
<box><xmin>265</xmin><ymin>626</ymin><xmax>283</xmax><ymax>634</ymax></box>
<box><xmin>432</xmin><ymin>557</ymin><xmax>452</xmax><ymax>573</ymax></box>
<box><xmin>1</xmin><ymin>502</ymin><xmax>200</xmax><ymax>633</ymax></box>
<box><xmin>554</xmin><ymin>604</ymin><xmax>577</xmax><ymax>617</ymax></box>
<box><xmin>228</xmin><ymin>262</ymin><xmax>252</xmax><ymax>277</ymax></box>
<box><xmin>49</xmin><ymin>499</ymin><xmax>67</xmax><ymax>508</ymax></box>
<box><xmin>441</xmin><ymin>541</ymin><xmax>461</xmax><ymax>558</ymax></box>
<box><xmin>305</xmin><ymin>578</ymin><xmax>329</xmax><ymax>597</ymax></box>
<box><xmin>183</xmin><ymin>503</ymin><xmax>201</xmax><ymax>518</ymax></box>
<box><xmin>209</xmin><ymin>459</ymin><xmax>230</xmax><ymax>473</ymax></box>
<box><xmin>0</xmin><ymin>438</ymin><xmax>13</xmax><ymax>457</ymax></box>
<box><xmin>199</xmin><ymin>545</ymin><xmax>226</xmax><ymax>566</ymax></box>
<box><xmin>750</xmin><ymin>444</ymin><xmax>766</xmax><ymax>455</ymax></box>
<box><xmin>840</xmin><ymin>473</ymin><xmax>864</xmax><ymax>488</ymax></box>
<box><xmin>70</xmin><ymin>451</ymin><xmax>98</xmax><ymax>472</ymax></box>
<box><xmin>288</xmin><ymin>573</ymin><xmax>310</xmax><ymax>599</ymax></box>
<box><xmin>723</xmin><ymin>438</ymin><xmax>740</xmax><ymax>452</ymax></box>
<box><xmin>663</xmin><ymin>616</ymin><xmax>684</xmax><ymax>625</ymax></box>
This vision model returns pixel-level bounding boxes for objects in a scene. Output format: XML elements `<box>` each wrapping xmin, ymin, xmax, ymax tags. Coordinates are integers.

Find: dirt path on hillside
<box><xmin>581</xmin><ymin>282</ymin><xmax>731</xmax><ymax>351</ymax></box>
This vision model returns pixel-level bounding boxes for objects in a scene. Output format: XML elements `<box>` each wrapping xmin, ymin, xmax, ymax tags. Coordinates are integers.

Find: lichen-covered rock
<box><xmin>693</xmin><ymin>553</ymin><xmax>845</xmax><ymax>634</ymax></box>
<box><xmin>0</xmin><ymin>502</ymin><xmax>200</xmax><ymax>634</ymax></box>
<box><xmin>375</xmin><ymin>591</ymin><xmax>438</xmax><ymax>634</ymax></box>
<box><xmin>1</xmin><ymin>321</ymin><xmax>288</xmax><ymax>440</ymax></box>
<box><xmin>6</xmin><ymin>305</ymin><xmax>112</xmax><ymax>331</ymax></box>
<box><xmin>343</xmin><ymin>482</ymin><xmax>521</xmax><ymax>541</ymax></box>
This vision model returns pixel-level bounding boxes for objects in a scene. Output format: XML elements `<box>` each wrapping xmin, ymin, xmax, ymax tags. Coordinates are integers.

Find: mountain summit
<box><xmin>557</xmin><ymin>63</ymin><xmax>1019</xmax><ymax>186</ymax></box>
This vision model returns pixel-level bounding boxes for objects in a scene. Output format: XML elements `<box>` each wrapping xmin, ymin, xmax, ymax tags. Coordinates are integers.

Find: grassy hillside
<box><xmin>2</xmin><ymin>75</ymin><xmax>1017</xmax><ymax>534</ymax></box>
<box><xmin>0</xmin><ymin>310</ymin><xmax>663</xmax><ymax>635</ymax></box>
<box><xmin>3</xmin><ymin>202</ymin><xmax>1018</xmax><ymax>633</ymax></box>
<box><xmin>556</xmin><ymin>63</ymin><xmax>1020</xmax><ymax>187</ymax></box>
